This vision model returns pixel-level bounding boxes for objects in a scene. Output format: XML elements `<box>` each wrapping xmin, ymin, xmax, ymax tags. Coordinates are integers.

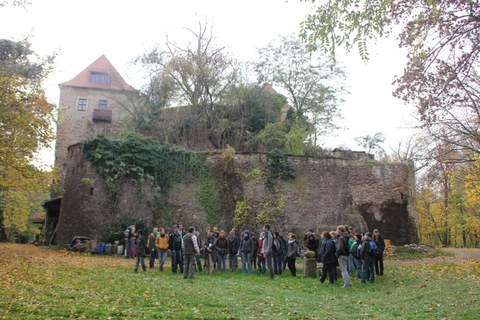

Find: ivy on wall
<box><xmin>197</xmin><ymin>175</ymin><xmax>221</xmax><ymax>226</ymax></box>
<box><xmin>82</xmin><ymin>133</ymin><xmax>206</xmax><ymax>198</ymax></box>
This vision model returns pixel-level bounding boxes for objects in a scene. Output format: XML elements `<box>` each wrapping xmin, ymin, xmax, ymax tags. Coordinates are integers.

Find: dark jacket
<box><xmin>135</xmin><ymin>235</ymin><xmax>147</xmax><ymax>256</ymax></box>
<box><xmin>306</xmin><ymin>235</ymin><xmax>319</xmax><ymax>253</ymax></box>
<box><xmin>360</xmin><ymin>237</ymin><xmax>375</xmax><ymax>260</ymax></box>
<box><xmin>227</xmin><ymin>236</ymin><xmax>240</xmax><ymax>255</ymax></box>
<box><xmin>286</xmin><ymin>240</ymin><xmax>299</xmax><ymax>259</ymax></box>
<box><xmin>168</xmin><ymin>232</ymin><xmax>182</xmax><ymax>251</ymax></box>
<box><xmin>336</xmin><ymin>232</ymin><xmax>350</xmax><ymax>257</ymax></box>
<box><xmin>216</xmin><ymin>236</ymin><xmax>229</xmax><ymax>255</ymax></box>
<box><xmin>374</xmin><ymin>235</ymin><xmax>386</xmax><ymax>254</ymax></box>
<box><xmin>321</xmin><ymin>238</ymin><xmax>337</xmax><ymax>264</ymax></box>
<box><xmin>205</xmin><ymin>236</ymin><xmax>216</xmax><ymax>254</ymax></box>
<box><xmin>238</xmin><ymin>236</ymin><xmax>254</xmax><ymax>255</ymax></box>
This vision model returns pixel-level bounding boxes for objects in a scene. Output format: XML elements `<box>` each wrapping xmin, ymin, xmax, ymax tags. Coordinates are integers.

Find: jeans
<box><xmin>337</xmin><ymin>255</ymin><xmax>352</xmax><ymax>286</ymax></box>
<box><xmin>362</xmin><ymin>257</ymin><xmax>375</xmax><ymax>283</ymax></box>
<box><xmin>217</xmin><ymin>253</ymin><xmax>227</xmax><ymax>271</ymax></box>
<box><xmin>149</xmin><ymin>249</ymin><xmax>156</xmax><ymax>268</ymax></box>
<box><xmin>241</xmin><ymin>252</ymin><xmax>252</xmax><ymax>274</ymax></box>
<box><xmin>171</xmin><ymin>250</ymin><xmax>183</xmax><ymax>273</ymax></box>
<box><xmin>229</xmin><ymin>254</ymin><xmax>238</xmax><ymax>272</ymax></box>
<box><xmin>273</xmin><ymin>255</ymin><xmax>283</xmax><ymax>274</ymax></box>
<box><xmin>348</xmin><ymin>254</ymin><xmax>362</xmax><ymax>278</ymax></box>
<box><xmin>134</xmin><ymin>255</ymin><xmax>146</xmax><ymax>271</ymax></box>
<box><xmin>127</xmin><ymin>239</ymin><xmax>135</xmax><ymax>258</ymax></box>
<box><xmin>157</xmin><ymin>249</ymin><xmax>168</xmax><ymax>270</ymax></box>
<box><xmin>258</xmin><ymin>257</ymin><xmax>266</xmax><ymax>273</ymax></box>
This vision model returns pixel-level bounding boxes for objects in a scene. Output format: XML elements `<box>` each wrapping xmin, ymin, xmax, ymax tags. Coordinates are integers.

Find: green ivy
<box><xmin>266</xmin><ymin>148</ymin><xmax>295</xmax><ymax>185</ymax></box>
<box><xmin>197</xmin><ymin>175</ymin><xmax>221</xmax><ymax>226</ymax></box>
<box><xmin>82</xmin><ymin>133</ymin><xmax>206</xmax><ymax>198</ymax></box>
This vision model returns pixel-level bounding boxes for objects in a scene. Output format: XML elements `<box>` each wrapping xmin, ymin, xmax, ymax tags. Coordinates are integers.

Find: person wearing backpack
<box><xmin>373</xmin><ymin>229</ymin><xmax>386</xmax><ymax>276</ymax></box>
<box><xmin>285</xmin><ymin>232</ymin><xmax>300</xmax><ymax>276</ymax></box>
<box><xmin>125</xmin><ymin>223</ymin><xmax>136</xmax><ymax>259</ymax></box>
<box><xmin>349</xmin><ymin>233</ymin><xmax>362</xmax><ymax>278</ymax></box>
<box><xmin>360</xmin><ymin>232</ymin><xmax>375</xmax><ymax>284</ymax></box>
<box><xmin>319</xmin><ymin>231</ymin><xmax>336</xmax><ymax>284</ymax></box>
<box><xmin>335</xmin><ymin>225</ymin><xmax>353</xmax><ymax>288</ymax></box>
<box><xmin>237</xmin><ymin>230</ymin><xmax>254</xmax><ymax>275</ymax></box>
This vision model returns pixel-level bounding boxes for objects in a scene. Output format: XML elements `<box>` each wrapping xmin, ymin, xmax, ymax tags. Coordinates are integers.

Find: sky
<box><xmin>0</xmin><ymin>0</ymin><xmax>419</xmax><ymax>165</ymax></box>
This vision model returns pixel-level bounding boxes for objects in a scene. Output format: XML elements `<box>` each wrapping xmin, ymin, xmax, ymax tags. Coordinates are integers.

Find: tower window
<box><xmin>77</xmin><ymin>98</ymin><xmax>87</xmax><ymax>111</ymax></box>
<box><xmin>89</xmin><ymin>72</ymin><xmax>110</xmax><ymax>84</ymax></box>
<box><xmin>98</xmin><ymin>99</ymin><xmax>107</xmax><ymax>110</ymax></box>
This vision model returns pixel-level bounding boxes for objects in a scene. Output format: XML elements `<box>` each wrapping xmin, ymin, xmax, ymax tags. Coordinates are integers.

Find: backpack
<box><xmin>272</xmin><ymin>238</ymin><xmax>280</xmax><ymax>254</ymax></box>
<box><xmin>349</xmin><ymin>241</ymin><xmax>359</xmax><ymax>255</ymax></box>
<box><xmin>368</xmin><ymin>240</ymin><xmax>378</xmax><ymax>255</ymax></box>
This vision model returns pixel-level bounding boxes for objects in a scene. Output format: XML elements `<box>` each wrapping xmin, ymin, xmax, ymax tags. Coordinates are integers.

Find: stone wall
<box><xmin>55</xmin><ymin>145</ymin><xmax>418</xmax><ymax>245</ymax></box>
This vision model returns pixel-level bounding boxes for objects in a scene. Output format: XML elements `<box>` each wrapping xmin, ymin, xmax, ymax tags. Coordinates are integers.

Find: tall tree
<box><xmin>301</xmin><ymin>0</ymin><xmax>480</xmax><ymax>159</ymax></box>
<box><xmin>355</xmin><ymin>132</ymin><xmax>385</xmax><ymax>157</ymax></box>
<box><xmin>0</xmin><ymin>39</ymin><xmax>55</xmax><ymax>241</ymax></box>
<box><xmin>254</xmin><ymin>34</ymin><xmax>345</xmax><ymax>142</ymax></box>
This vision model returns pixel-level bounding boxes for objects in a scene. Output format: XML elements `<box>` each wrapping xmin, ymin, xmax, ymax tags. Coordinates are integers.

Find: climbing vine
<box><xmin>266</xmin><ymin>148</ymin><xmax>295</xmax><ymax>185</ymax></box>
<box><xmin>197</xmin><ymin>175</ymin><xmax>221</xmax><ymax>226</ymax></box>
<box><xmin>82</xmin><ymin>133</ymin><xmax>206</xmax><ymax>200</ymax></box>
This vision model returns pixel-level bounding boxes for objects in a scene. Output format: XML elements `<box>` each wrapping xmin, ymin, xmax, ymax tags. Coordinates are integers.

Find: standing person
<box><xmin>251</xmin><ymin>232</ymin><xmax>258</xmax><ymax>270</ymax></box>
<box><xmin>286</xmin><ymin>233</ymin><xmax>300</xmax><ymax>276</ymax></box>
<box><xmin>125</xmin><ymin>223</ymin><xmax>136</xmax><ymax>258</ymax></box>
<box><xmin>335</xmin><ymin>225</ymin><xmax>353</xmax><ymax>288</ymax></box>
<box><xmin>155</xmin><ymin>227</ymin><xmax>169</xmax><ymax>272</ymax></box>
<box><xmin>215</xmin><ymin>230</ymin><xmax>228</xmax><ymax>271</ymax></box>
<box><xmin>257</xmin><ymin>232</ymin><xmax>266</xmax><ymax>273</ymax></box>
<box><xmin>168</xmin><ymin>225</ymin><xmax>183</xmax><ymax>274</ymax></box>
<box><xmin>204</xmin><ymin>229</ymin><xmax>216</xmax><ymax>275</ymax></box>
<box><xmin>272</xmin><ymin>232</ymin><xmax>284</xmax><ymax>275</ymax></box>
<box><xmin>305</xmin><ymin>232</ymin><xmax>319</xmax><ymax>261</ymax></box>
<box><xmin>360</xmin><ymin>232</ymin><xmax>375</xmax><ymax>284</ymax></box>
<box><xmin>319</xmin><ymin>231</ymin><xmax>336</xmax><ymax>284</ymax></box>
<box><xmin>134</xmin><ymin>230</ymin><xmax>147</xmax><ymax>273</ymax></box>
<box><xmin>237</xmin><ymin>230</ymin><xmax>254</xmax><ymax>275</ymax></box>
<box><xmin>227</xmin><ymin>230</ymin><xmax>240</xmax><ymax>272</ymax></box>
<box><xmin>348</xmin><ymin>233</ymin><xmax>362</xmax><ymax>279</ymax></box>
<box><xmin>262</xmin><ymin>224</ymin><xmax>274</xmax><ymax>280</ymax></box>
<box><xmin>212</xmin><ymin>226</ymin><xmax>220</xmax><ymax>270</ymax></box>
<box><xmin>373</xmin><ymin>229</ymin><xmax>386</xmax><ymax>276</ymax></box>
<box><xmin>147</xmin><ymin>227</ymin><xmax>158</xmax><ymax>269</ymax></box>
<box><xmin>182</xmin><ymin>227</ymin><xmax>201</xmax><ymax>279</ymax></box>
<box><xmin>178</xmin><ymin>223</ymin><xmax>185</xmax><ymax>238</ymax></box>
<box><xmin>194</xmin><ymin>230</ymin><xmax>203</xmax><ymax>272</ymax></box>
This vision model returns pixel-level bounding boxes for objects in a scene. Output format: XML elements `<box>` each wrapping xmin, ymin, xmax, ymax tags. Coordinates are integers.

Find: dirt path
<box><xmin>384</xmin><ymin>248</ymin><xmax>480</xmax><ymax>266</ymax></box>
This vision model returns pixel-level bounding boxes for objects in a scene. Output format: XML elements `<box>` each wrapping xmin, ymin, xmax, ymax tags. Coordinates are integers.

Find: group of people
<box><xmin>313</xmin><ymin>225</ymin><xmax>386</xmax><ymax>287</ymax></box>
<box><xmin>125</xmin><ymin>222</ymin><xmax>385</xmax><ymax>286</ymax></box>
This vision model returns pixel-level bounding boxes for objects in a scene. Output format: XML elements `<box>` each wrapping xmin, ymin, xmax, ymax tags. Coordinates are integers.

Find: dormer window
<box><xmin>89</xmin><ymin>72</ymin><xmax>110</xmax><ymax>85</ymax></box>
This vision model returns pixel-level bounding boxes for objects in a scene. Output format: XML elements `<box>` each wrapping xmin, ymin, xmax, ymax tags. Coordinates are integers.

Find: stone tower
<box><xmin>55</xmin><ymin>55</ymin><xmax>142</xmax><ymax>191</ymax></box>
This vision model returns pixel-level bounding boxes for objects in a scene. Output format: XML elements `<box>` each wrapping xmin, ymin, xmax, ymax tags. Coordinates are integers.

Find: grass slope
<box><xmin>0</xmin><ymin>244</ymin><xmax>479</xmax><ymax>319</ymax></box>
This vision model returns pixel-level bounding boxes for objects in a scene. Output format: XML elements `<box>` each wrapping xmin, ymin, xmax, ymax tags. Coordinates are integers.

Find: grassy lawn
<box><xmin>0</xmin><ymin>244</ymin><xmax>479</xmax><ymax>319</ymax></box>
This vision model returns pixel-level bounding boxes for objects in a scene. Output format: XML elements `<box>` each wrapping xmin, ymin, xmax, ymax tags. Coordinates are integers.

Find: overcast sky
<box><xmin>0</xmin><ymin>0</ymin><xmax>419</xmax><ymax>165</ymax></box>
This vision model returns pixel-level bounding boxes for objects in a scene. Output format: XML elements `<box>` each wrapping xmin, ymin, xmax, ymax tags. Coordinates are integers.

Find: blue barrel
<box><xmin>98</xmin><ymin>242</ymin><xmax>105</xmax><ymax>254</ymax></box>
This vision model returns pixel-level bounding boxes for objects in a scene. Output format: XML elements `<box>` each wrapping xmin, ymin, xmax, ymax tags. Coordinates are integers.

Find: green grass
<box><xmin>0</xmin><ymin>244</ymin><xmax>479</xmax><ymax>319</ymax></box>
<box><xmin>388</xmin><ymin>246</ymin><xmax>454</xmax><ymax>260</ymax></box>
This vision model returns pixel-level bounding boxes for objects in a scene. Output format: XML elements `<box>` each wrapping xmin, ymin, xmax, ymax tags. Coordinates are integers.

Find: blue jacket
<box><xmin>321</xmin><ymin>238</ymin><xmax>337</xmax><ymax>265</ymax></box>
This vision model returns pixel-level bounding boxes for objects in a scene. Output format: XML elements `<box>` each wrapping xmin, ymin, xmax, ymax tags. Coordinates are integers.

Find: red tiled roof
<box><xmin>59</xmin><ymin>55</ymin><xmax>135</xmax><ymax>91</ymax></box>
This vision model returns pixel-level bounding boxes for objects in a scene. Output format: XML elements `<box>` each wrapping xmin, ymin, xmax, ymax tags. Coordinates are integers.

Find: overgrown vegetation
<box><xmin>82</xmin><ymin>133</ymin><xmax>206</xmax><ymax>200</ymax></box>
<box><xmin>1</xmin><ymin>244</ymin><xmax>479</xmax><ymax>319</ymax></box>
<box><xmin>197</xmin><ymin>175</ymin><xmax>222</xmax><ymax>227</ymax></box>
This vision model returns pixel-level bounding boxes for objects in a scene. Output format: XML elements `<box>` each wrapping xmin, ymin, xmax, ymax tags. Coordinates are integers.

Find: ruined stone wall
<box><xmin>55</xmin><ymin>145</ymin><xmax>418</xmax><ymax>245</ymax></box>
